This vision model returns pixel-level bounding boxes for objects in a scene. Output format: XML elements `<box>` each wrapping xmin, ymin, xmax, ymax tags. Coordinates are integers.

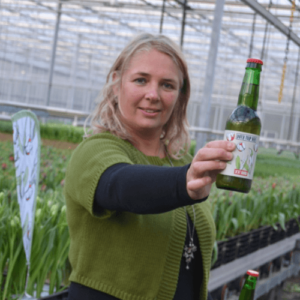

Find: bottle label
<box><xmin>220</xmin><ymin>130</ymin><xmax>260</xmax><ymax>180</ymax></box>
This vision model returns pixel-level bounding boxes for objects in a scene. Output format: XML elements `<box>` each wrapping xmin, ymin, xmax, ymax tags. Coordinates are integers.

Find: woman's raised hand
<box><xmin>186</xmin><ymin>141</ymin><xmax>236</xmax><ymax>200</ymax></box>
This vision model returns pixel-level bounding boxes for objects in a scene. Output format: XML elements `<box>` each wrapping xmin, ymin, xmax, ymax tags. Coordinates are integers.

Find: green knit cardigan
<box><xmin>64</xmin><ymin>132</ymin><xmax>216</xmax><ymax>300</ymax></box>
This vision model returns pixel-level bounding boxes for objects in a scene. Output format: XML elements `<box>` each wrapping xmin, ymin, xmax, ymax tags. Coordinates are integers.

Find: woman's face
<box><xmin>116</xmin><ymin>49</ymin><xmax>181</xmax><ymax>137</ymax></box>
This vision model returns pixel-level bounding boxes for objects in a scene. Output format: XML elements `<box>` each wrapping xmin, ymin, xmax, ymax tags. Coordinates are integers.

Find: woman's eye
<box><xmin>134</xmin><ymin>78</ymin><xmax>146</xmax><ymax>84</ymax></box>
<box><xmin>163</xmin><ymin>82</ymin><xmax>174</xmax><ymax>89</ymax></box>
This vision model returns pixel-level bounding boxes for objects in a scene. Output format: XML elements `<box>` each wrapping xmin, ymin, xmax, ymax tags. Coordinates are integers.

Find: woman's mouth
<box><xmin>139</xmin><ymin>108</ymin><xmax>161</xmax><ymax>116</ymax></box>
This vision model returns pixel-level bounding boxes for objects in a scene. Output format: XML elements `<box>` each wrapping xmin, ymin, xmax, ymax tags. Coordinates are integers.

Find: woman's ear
<box><xmin>112</xmin><ymin>71</ymin><xmax>120</xmax><ymax>96</ymax></box>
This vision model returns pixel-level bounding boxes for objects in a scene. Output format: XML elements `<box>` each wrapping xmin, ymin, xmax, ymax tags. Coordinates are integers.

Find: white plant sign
<box><xmin>12</xmin><ymin>110</ymin><xmax>40</xmax><ymax>272</ymax></box>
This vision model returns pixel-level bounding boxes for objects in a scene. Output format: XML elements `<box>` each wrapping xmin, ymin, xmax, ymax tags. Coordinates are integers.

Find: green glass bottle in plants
<box><xmin>216</xmin><ymin>58</ymin><xmax>263</xmax><ymax>193</ymax></box>
<box><xmin>239</xmin><ymin>270</ymin><xmax>259</xmax><ymax>300</ymax></box>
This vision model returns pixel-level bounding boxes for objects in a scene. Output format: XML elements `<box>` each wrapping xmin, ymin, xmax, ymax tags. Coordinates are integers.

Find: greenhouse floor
<box><xmin>278</xmin><ymin>275</ymin><xmax>300</xmax><ymax>300</ymax></box>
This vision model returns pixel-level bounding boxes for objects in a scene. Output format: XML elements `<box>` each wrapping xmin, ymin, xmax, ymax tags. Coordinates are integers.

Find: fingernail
<box><xmin>229</xmin><ymin>143</ymin><xmax>236</xmax><ymax>150</ymax></box>
<box><xmin>227</xmin><ymin>152</ymin><xmax>233</xmax><ymax>160</ymax></box>
<box><xmin>220</xmin><ymin>162</ymin><xmax>226</xmax><ymax>169</ymax></box>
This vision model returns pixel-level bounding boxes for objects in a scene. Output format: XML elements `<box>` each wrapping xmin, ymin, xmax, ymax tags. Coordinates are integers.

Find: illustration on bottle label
<box><xmin>220</xmin><ymin>130</ymin><xmax>260</xmax><ymax>180</ymax></box>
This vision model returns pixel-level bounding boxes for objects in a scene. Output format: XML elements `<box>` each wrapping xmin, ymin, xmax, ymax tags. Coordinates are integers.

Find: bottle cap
<box><xmin>247</xmin><ymin>270</ymin><xmax>259</xmax><ymax>277</ymax></box>
<box><xmin>247</xmin><ymin>58</ymin><xmax>263</xmax><ymax>65</ymax></box>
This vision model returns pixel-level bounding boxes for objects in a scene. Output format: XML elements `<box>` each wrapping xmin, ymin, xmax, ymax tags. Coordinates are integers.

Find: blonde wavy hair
<box><xmin>85</xmin><ymin>33</ymin><xmax>191</xmax><ymax>160</ymax></box>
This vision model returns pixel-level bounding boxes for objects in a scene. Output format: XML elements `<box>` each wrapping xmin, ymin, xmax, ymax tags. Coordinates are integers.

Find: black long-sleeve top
<box><xmin>68</xmin><ymin>163</ymin><xmax>207</xmax><ymax>300</ymax></box>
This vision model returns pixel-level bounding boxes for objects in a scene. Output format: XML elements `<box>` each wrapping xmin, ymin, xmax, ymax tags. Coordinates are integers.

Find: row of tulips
<box><xmin>0</xmin><ymin>189</ymin><xmax>70</xmax><ymax>300</ymax></box>
<box><xmin>0</xmin><ymin>141</ymin><xmax>71</xmax><ymax>300</ymax></box>
<box><xmin>1</xmin><ymin>138</ymin><xmax>300</xmax><ymax>299</ymax></box>
<box><xmin>210</xmin><ymin>179</ymin><xmax>300</xmax><ymax>241</ymax></box>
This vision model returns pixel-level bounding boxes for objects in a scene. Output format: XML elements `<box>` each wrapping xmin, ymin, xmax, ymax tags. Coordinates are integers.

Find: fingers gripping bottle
<box><xmin>239</xmin><ymin>270</ymin><xmax>259</xmax><ymax>300</ymax></box>
<box><xmin>216</xmin><ymin>58</ymin><xmax>263</xmax><ymax>193</ymax></box>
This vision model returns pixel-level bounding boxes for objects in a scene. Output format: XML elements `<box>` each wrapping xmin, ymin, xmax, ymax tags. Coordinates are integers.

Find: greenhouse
<box><xmin>1</xmin><ymin>0</ymin><xmax>300</xmax><ymax>146</ymax></box>
<box><xmin>0</xmin><ymin>0</ymin><xmax>300</xmax><ymax>299</ymax></box>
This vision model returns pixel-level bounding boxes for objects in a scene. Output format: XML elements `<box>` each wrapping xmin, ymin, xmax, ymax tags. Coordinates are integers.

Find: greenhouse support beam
<box><xmin>293</xmin><ymin>116</ymin><xmax>300</xmax><ymax>142</ymax></box>
<box><xmin>287</xmin><ymin>47</ymin><xmax>300</xmax><ymax>142</ymax></box>
<box><xmin>0</xmin><ymin>100</ymin><xmax>89</xmax><ymax>119</ymax></box>
<box><xmin>195</xmin><ymin>0</ymin><xmax>225</xmax><ymax>152</ymax></box>
<box><xmin>46</xmin><ymin>2</ymin><xmax>62</xmax><ymax>106</ymax></box>
<box><xmin>70</xmin><ymin>34</ymin><xmax>81</xmax><ymax>110</ymax></box>
<box><xmin>180</xmin><ymin>0</ymin><xmax>188</xmax><ymax>48</ymax></box>
<box><xmin>280</xmin><ymin>115</ymin><xmax>286</xmax><ymax>140</ymax></box>
<box><xmin>159</xmin><ymin>0</ymin><xmax>166</xmax><ymax>33</ymax></box>
<box><xmin>241</xmin><ymin>0</ymin><xmax>300</xmax><ymax>47</ymax></box>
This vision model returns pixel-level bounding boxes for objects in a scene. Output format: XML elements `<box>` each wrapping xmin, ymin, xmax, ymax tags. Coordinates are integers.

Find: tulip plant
<box><xmin>0</xmin><ymin>137</ymin><xmax>300</xmax><ymax>298</ymax></box>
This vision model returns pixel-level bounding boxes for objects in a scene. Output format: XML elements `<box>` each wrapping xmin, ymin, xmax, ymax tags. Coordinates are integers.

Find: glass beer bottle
<box><xmin>239</xmin><ymin>270</ymin><xmax>259</xmax><ymax>300</ymax></box>
<box><xmin>216</xmin><ymin>58</ymin><xmax>263</xmax><ymax>193</ymax></box>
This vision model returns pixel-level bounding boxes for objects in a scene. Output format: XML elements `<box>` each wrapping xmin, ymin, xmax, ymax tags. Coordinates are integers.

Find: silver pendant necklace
<box><xmin>183</xmin><ymin>206</ymin><xmax>197</xmax><ymax>269</ymax></box>
<box><xmin>164</xmin><ymin>145</ymin><xmax>197</xmax><ymax>270</ymax></box>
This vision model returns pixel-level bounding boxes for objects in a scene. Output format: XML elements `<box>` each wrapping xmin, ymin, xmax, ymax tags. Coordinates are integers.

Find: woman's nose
<box><xmin>145</xmin><ymin>84</ymin><xmax>160</xmax><ymax>101</ymax></box>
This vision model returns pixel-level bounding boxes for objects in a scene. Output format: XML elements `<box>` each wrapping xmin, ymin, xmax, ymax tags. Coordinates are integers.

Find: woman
<box><xmin>64</xmin><ymin>33</ymin><xmax>235</xmax><ymax>300</ymax></box>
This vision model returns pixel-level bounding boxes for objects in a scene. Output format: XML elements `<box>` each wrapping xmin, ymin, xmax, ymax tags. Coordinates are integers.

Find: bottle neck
<box><xmin>243</xmin><ymin>276</ymin><xmax>257</xmax><ymax>290</ymax></box>
<box><xmin>237</xmin><ymin>63</ymin><xmax>262</xmax><ymax>110</ymax></box>
<box><xmin>239</xmin><ymin>276</ymin><xmax>258</xmax><ymax>300</ymax></box>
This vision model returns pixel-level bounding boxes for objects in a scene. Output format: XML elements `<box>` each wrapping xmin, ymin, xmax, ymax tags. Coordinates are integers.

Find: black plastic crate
<box><xmin>237</xmin><ymin>232</ymin><xmax>251</xmax><ymax>258</ymax></box>
<box><xmin>212</xmin><ymin>241</ymin><xmax>225</xmax><ymax>269</ymax></box>
<box><xmin>249</xmin><ymin>229</ymin><xmax>260</xmax><ymax>252</ymax></box>
<box><xmin>259</xmin><ymin>226</ymin><xmax>271</xmax><ymax>249</ymax></box>
<box><xmin>222</xmin><ymin>236</ymin><xmax>238</xmax><ymax>264</ymax></box>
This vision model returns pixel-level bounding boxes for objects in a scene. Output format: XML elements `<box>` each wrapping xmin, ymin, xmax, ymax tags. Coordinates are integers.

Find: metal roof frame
<box><xmin>1</xmin><ymin>0</ymin><xmax>300</xmax><ymax>143</ymax></box>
